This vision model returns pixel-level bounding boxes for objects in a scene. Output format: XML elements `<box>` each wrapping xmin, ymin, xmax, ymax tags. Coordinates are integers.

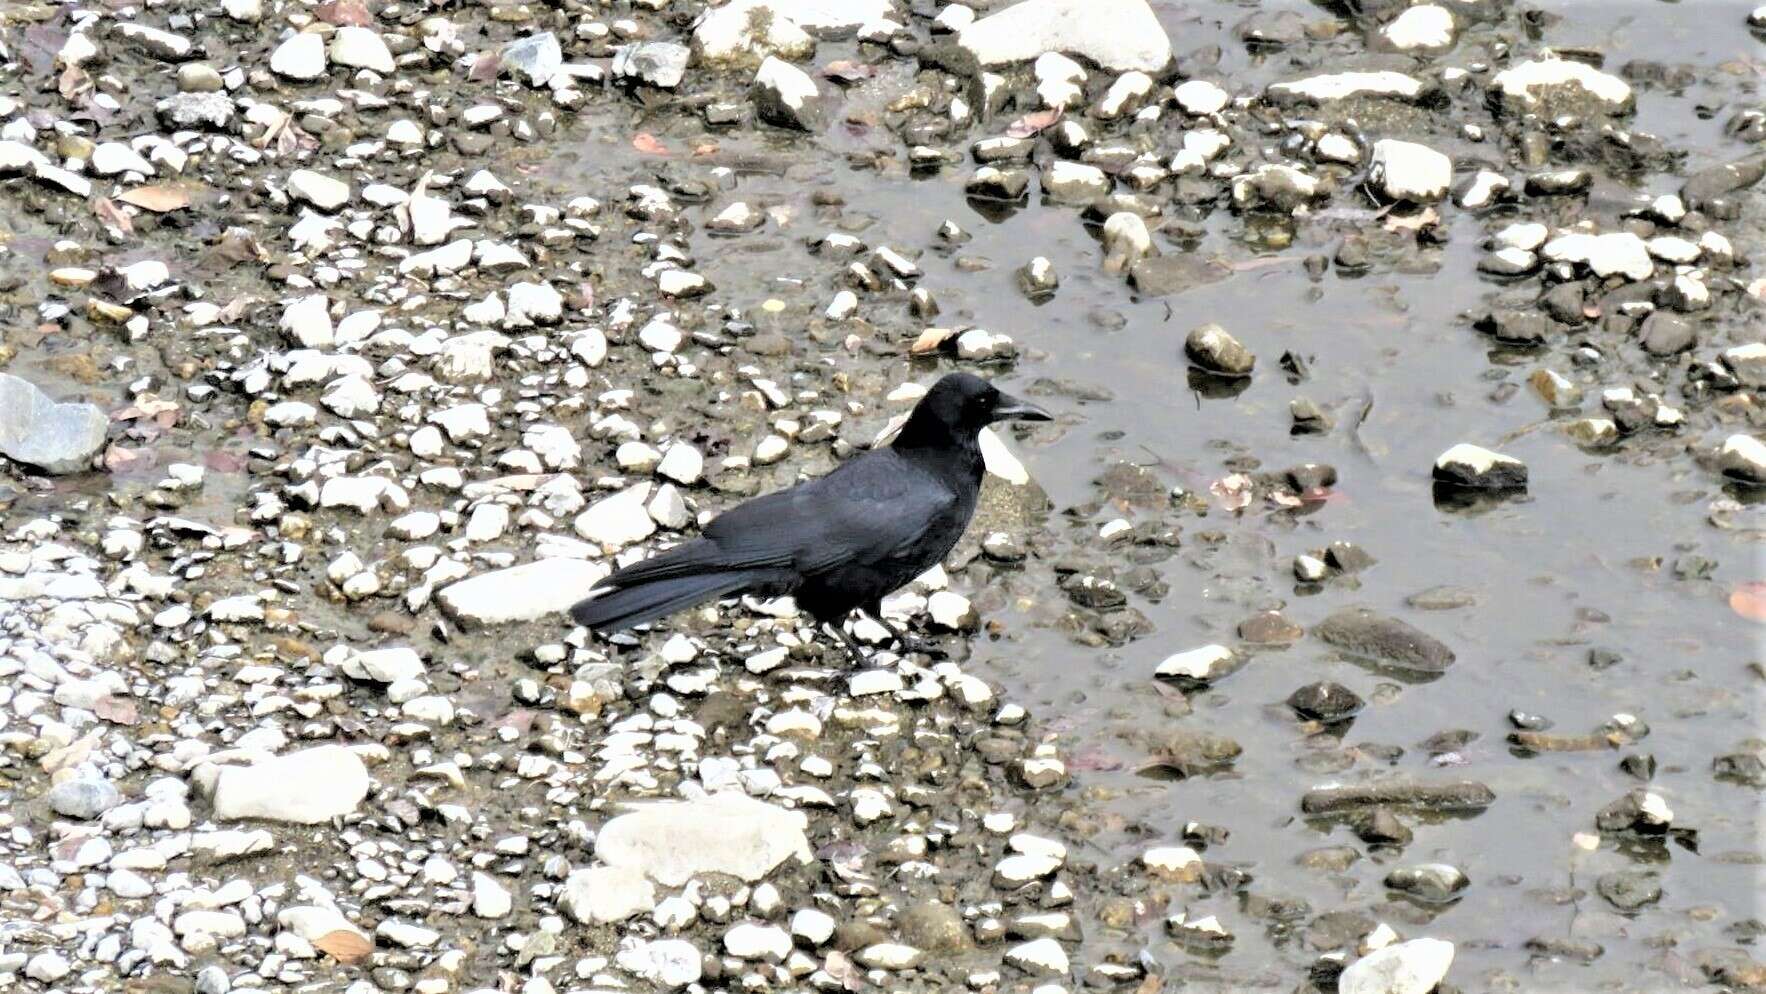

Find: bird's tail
<box><xmin>569</xmin><ymin>571</ymin><xmax>762</xmax><ymax>633</ymax></box>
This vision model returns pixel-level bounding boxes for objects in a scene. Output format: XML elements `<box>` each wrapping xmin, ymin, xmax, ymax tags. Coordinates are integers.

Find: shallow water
<box><xmin>570</xmin><ymin>0</ymin><xmax>1766</xmax><ymax>985</ymax></box>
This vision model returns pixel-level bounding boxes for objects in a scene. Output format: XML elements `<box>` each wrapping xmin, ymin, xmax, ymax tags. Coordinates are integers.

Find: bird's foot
<box><xmin>872</xmin><ymin>615</ymin><xmax>943</xmax><ymax>658</ymax></box>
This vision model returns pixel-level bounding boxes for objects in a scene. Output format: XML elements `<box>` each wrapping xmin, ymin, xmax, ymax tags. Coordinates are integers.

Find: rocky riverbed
<box><xmin>1</xmin><ymin>0</ymin><xmax>1763</xmax><ymax>992</ymax></box>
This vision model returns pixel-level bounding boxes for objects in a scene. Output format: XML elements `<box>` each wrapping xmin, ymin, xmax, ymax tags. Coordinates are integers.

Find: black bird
<box><xmin>570</xmin><ymin>372</ymin><xmax>1051</xmax><ymax>663</ymax></box>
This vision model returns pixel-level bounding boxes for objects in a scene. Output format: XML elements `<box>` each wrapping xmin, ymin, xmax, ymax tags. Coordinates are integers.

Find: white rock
<box><xmin>280</xmin><ymin>294</ymin><xmax>333</xmax><ymax>348</ymax></box>
<box><xmin>575</xmin><ymin>484</ymin><xmax>657</xmax><ymax>548</ymax></box>
<box><xmin>92</xmin><ymin>142</ymin><xmax>156</xmax><ymax>177</ymax></box>
<box><xmin>1268</xmin><ymin>70</ymin><xmax>1424</xmax><ymax>104</ymax></box>
<box><xmin>210</xmin><ymin>745</ymin><xmax>369</xmax><ymax>824</ymax></box>
<box><xmin>1381</xmin><ymin>5</ymin><xmax>1454</xmax><ymax>52</ymax></box>
<box><xmin>270</xmin><ymin>32</ymin><xmax>327</xmax><ymax>80</ymax></box>
<box><xmin>505</xmin><ymin>281</ymin><xmax>563</xmax><ymax>326</ymax></box>
<box><xmin>1005</xmin><ymin>937</ymin><xmax>1069</xmax><ymax>976</ymax></box>
<box><xmin>1173</xmin><ymin>79</ymin><xmax>1229</xmax><ymax>115</ymax></box>
<box><xmin>340</xmin><ymin>646</ymin><xmax>425</xmax><ymax>683</ymax></box>
<box><xmin>471</xmin><ymin>872</ymin><xmax>513</xmax><ymax>918</ymax></box>
<box><xmin>615</xmin><ymin>938</ymin><xmax>702</xmax><ymax>989</ymax></box>
<box><xmin>1433</xmin><ymin>443</ymin><xmax>1527</xmax><ymax>489</ymax></box>
<box><xmin>1541</xmin><ymin>231</ymin><xmax>1653</xmax><ymax>281</ymax></box>
<box><xmin>725</xmin><ymin>923</ymin><xmax>793</xmax><ymax>961</ymax></box>
<box><xmin>1719</xmin><ymin>433</ymin><xmax>1766</xmax><ymax>484</ymax></box>
<box><xmin>656</xmin><ymin>442</ymin><xmax>704</xmax><ymax>484</ymax></box>
<box><xmin>561</xmin><ymin>864</ymin><xmax>656</xmax><ymax>923</ymax></box>
<box><xmin>1155</xmin><ymin>644</ymin><xmax>1239</xmax><ymax>684</ymax></box>
<box><xmin>596</xmin><ymin>793</ymin><xmax>812</xmax><ymax>886</ymax></box>
<box><xmin>753</xmin><ymin>56</ymin><xmax>824</xmax><ymax>131</ymax></box>
<box><xmin>1338</xmin><ymin>938</ymin><xmax>1455</xmax><ymax>994</ymax></box>
<box><xmin>792</xmin><ymin>908</ymin><xmax>837</xmax><ymax>945</ymax></box>
<box><xmin>693</xmin><ymin>0</ymin><xmax>892</xmax><ymax>63</ymax></box>
<box><xmin>329</xmin><ymin>26</ymin><xmax>394</xmax><ymax>73</ymax></box>
<box><xmin>1491</xmin><ymin>59</ymin><xmax>1632</xmax><ymax>114</ymax></box>
<box><xmin>1456</xmin><ymin>169</ymin><xmax>1510</xmax><ymax>209</ymax></box>
<box><xmin>1369</xmin><ymin>139</ymin><xmax>1451</xmax><ymax>203</ymax></box>
<box><xmin>956</xmin><ymin>0</ymin><xmax>1172</xmax><ymax>72</ymax></box>
<box><xmin>439</xmin><ymin>558</ymin><xmax>611</xmax><ymax>625</ymax></box>
<box><xmin>287</xmin><ymin>169</ymin><xmax>350</xmax><ymax>211</ymax></box>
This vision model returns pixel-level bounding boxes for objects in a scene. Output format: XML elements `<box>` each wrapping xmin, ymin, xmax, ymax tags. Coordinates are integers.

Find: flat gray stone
<box><xmin>0</xmin><ymin>373</ymin><xmax>107</xmax><ymax>474</ymax></box>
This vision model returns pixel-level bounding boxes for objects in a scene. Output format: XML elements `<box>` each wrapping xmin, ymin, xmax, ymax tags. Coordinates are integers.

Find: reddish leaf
<box><xmin>631</xmin><ymin>132</ymin><xmax>669</xmax><ymax>156</ymax></box>
<box><xmin>117</xmin><ymin>185</ymin><xmax>190</xmax><ymax>213</ymax></box>
<box><xmin>94</xmin><ymin>696</ymin><xmax>140</xmax><ymax>726</ymax></box>
<box><xmin>1731</xmin><ymin>582</ymin><xmax>1766</xmax><ymax>623</ymax></box>
<box><xmin>315</xmin><ymin>0</ymin><xmax>375</xmax><ymax>26</ymax></box>
<box><xmin>822</xmin><ymin>60</ymin><xmax>875</xmax><ymax>83</ymax></box>
<box><xmin>92</xmin><ymin>198</ymin><xmax>133</xmax><ymax>235</ymax></box>
<box><xmin>1209</xmin><ymin>473</ymin><xmax>1254</xmax><ymax>511</ymax></box>
<box><xmin>314</xmin><ymin>929</ymin><xmax>373</xmax><ymax>964</ymax></box>
<box><xmin>691</xmin><ymin>141</ymin><xmax>720</xmax><ymax>157</ymax></box>
<box><xmin>1005</xmin><ymin>108</ymin><xmax>1063</xmax><ymax>139</ymax></box>
<box><xmin>468</xmin><ymin>51</ymin><xmax>502</xmax><ymax>81</ymax></box>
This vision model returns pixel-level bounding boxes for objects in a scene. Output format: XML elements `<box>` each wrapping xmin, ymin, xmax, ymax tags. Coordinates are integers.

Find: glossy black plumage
<box><xmin>569</xmin><ymin>373</ymin><xmax>1051</xmax><ymax>663</ymax></box>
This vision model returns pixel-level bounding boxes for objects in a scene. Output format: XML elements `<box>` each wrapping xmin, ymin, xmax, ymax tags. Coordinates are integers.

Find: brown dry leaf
<box><xmin>314</xmin><ymin>929</ymin><xmax>373</xmax><ymax>964</ymax></box>
<box><xmin>1730</xmin><ymin>582</ymin><xmax>1766</xmax><ymax>623</ymax></box>
<box><xmin>1135</xmin><ymin>973</ymin><xmax>1164</xmax><ymax>994</ymax></box>
<box><xmin>117</xmin><ymin>185</ymin><xmax>190</xmax><ymax>213</ymax></box>
<box><xmin>92</xmin><ymin>198</ymin><xmax>134</xmax><ymax>235</ymax></box>
<box><xmin>691</xmin><ymin>141</ymin><xmax>720</xmax><ymax>157</ymax></box>
<box><xmin>631</xmin><ymin>132</ymin><xmax>669</xmax><ymax>156</ymax></box>
<box><xmin>102</xmin><ymin>445</ymin><xmax>151</xmax><ymax>473</ymax></box>
<box><xmin>1005</xmin><ymin>107</ymin><xmax>1062</xmax><ymax>138</ymax></box>
<box><xmin>910</xmin><ymin>327</ymin><xmax>958</xmax><ymax>355</ymax></box>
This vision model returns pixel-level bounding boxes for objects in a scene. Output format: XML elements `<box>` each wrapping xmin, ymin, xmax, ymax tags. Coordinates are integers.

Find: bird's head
<box><xmin>893</xmin><ymin>372</ymin><xmax>1051</xmax><ymax>450</ymax></box>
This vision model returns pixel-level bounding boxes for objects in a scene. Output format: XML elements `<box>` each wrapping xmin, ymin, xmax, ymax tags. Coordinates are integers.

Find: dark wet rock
<box><xmin>1303</xmin><ymin>910</ymin><xmax>1375</xmax><ymax>951</ymax></box>
<box><xmin>1712</xmin><ymin>751</ymin><xmax>1766</xmax><ymax>787</ymax></box>
<box><xmin>1287</xmin><ymin>682</ymin><xmax>1364</xmax><ymax>722</ymax></box>
<box><xmin>1352</xmin><ymin>807</ymin><xmax>1412</xmax><ymax>846</ymax></box>
<box><xmin>1237</xmin><ymin>10</ymin><xmax>1306</xmax><ymax>49</ymax></box>
<box><xmin>1478</xmin><ymin>248</ymin><xmax>1538</xmax><ymax>276</ymax></box>
<box><xmin>1239</xmin><ymin>610</ymin><xmax>1302</xmax><ymax>644</ymax></box>
<box><xmin>1385</xmin><ymin>863</ymin><xmax>1469</xmax><ymax>904</ymax></box>
<box><xmin>1618</xmin><ymin>752</ymin><xmax>1656</xmax><ymax>781</ymax></box>
<box><xmin>1596</xmin><ymin>869</ymin><xmax>1661</xmax><ymax>911</ymax></box>
<box><xmin>897</xmin><ymin>901</ymin><xmax>971</xmax><ymax>953</ymax></box>
<box><xmin>1475</xmin><ymin>309</ymin><xmax>1550</xmax><ymax>345</ymax></box>
<box><xmin>966</xmin><ymin>166</ymin><xmax>1029</xmax><ymax>201</ymax></box>
<box><xmin>1314</xmin><ymin>608</ymin><xmax>1455</xmax><ymax>673</ymax></box>
<box><xmin>1142</xmin><ymin>730</ymin><xmax>1243</xmax><ymax>776</ymax></box>
<box><xmin>1290</xmin><ymin>397</ymin><xmax>1333</xmax><ymax>431</ymax></box>
<box><xmin>752</xmin><ymin>57</ymin><xmax>824</xmax><ymax>131</ymax></box>
<box><xmin>1284</xmin><ymin>463</ymin><xmax>1338</xmax><ymax>493</ymax></box>
<box><xmin>1128</xmin><ymin>255</ymin><xmax>1231</xmax><ymax>297</ymax></box>
<box><xmin>1184</xmin><ymin>323</ymin><xmax>1255</xmax><ymax>377</ymax></box>
<box><xmin>1297</xmin><ymin>846</ymin><xmax>1361</xmax><ymax>872</ymax></box>
<box><xmin>1681</xmin><ymin>154</ymin><xmax>1766</xmax><ymax>208</ymax></box>
<box><xmin>1526</xmin><ymin>169</ymin><xmax>1592</xmax><ymax>195</ymax></box>
<box><xmin>1231</xmin><ymin>163</ymin><xmax>1324</xmax><ymax>213</ymax></box>
<box><xmin>1508</xmin><ymin>710</ymin><xmax>1551</xmax><ymax>731</ymax></box>
<box><xmin>0</xmin><ymin>373</ymin><xmax>108</xmax><ymax>475</ymax></box>
<box><xmin>1324</xmin><ymin>541</ymin><xmax>1375</xmax><ymax>572</ymax></box>
<box><xmin>1639</xmin><ymin>312</ymin><xmax>1695</xmax><ymax>356</ymax></box>
<box><xmin>1525</xmin><ymin>936</ymin><xmax>1604</xmax><ymax>962</ymax></box>
<box><xmin>1595</xmin><ymin>788</ymin><xmax>1673</xmax><ymax>834</ymax></box>
<box><xmin>1432</xmin><ymin>444</ymin><xmax>1527</xmax><ymax>490</ymax></box>
<box><xmin>1538</xmin><ymin>282</ymin><xmax>1588</xmax><ymax>324</ymax></box>
<box><xmin>1301</xmin><ymin>779</ymin><xmax>1495</xmax><ymax>815</ymax></box>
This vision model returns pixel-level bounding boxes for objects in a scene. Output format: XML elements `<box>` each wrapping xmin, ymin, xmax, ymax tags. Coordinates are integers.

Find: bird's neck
<box><xmin>891</xmin><ymin>419</ymin><xmax>984</xmax><ymax>481</ymax></box>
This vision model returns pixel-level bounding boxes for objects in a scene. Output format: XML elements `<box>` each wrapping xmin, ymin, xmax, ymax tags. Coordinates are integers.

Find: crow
<box><xmin>569</xmin><ymin>372</ymin><xmax>1051</xmax><ymax>663</ymax></box>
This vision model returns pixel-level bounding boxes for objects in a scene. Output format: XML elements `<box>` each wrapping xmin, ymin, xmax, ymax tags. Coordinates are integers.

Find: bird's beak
<box><xmin>991</xmin><ymin>392</ymin><xmax>1052</xmax><ymax>423</ymax></box>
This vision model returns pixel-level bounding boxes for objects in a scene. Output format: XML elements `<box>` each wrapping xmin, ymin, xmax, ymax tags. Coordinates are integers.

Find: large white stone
<box><xmin>596</xmin><ymin>793</ymin><xmax>812</xmax><ymax>887</ymax></box>
<box><xmin>955</xmin><ymin>0</ymin><xmax>1171</xmax><ymax>73</ymax></box>
<box><xmin>1491</xmin><ymin>58</ymin><xmax>1632</xmax><ymax>114</ymax></box>
<box><xmin>287</xmin><ymin>169</ymin><xmax>350</xmax><ymax>211</ymax></box>
<box><xmin>270</xmin><ymin>32</ymin><xmax>327</xmax><ymax>80</ymax></box>
<box><xmin>1267</xmin><ymin>70</ymin><xmax>1423</xmax><ymax>104</ymax></box>
<box><xmin>1380</xmin><ymin>5</ymin><xmax>1454</xmax><ymax>52</ymax></box>
<box><xmin>1540</xmin><ymin>231</ymin><xmax>1653</xmax><ymax>281</ymax></box>
<box><xmin>615</xmin><ymin>938</ymin><xmax>702</xmax><ymax>989</ymax></box>
<box><xmin>575</xmin><ymin>484</ymin><xmax>658</xmax><ymax>548</ymax></box>
<box><xmin>1339</xmin><ymin>938</ymin><xmax>1455</xmax><ymax>994</ymax></box>
<box><xmin>438</xmin><ymin>557</ymin><xmax>611</xmax><ymax>625</ymax></box>
<box><xmin>1369</xmin><ymin>139</ymin><xmax>1451</xmax><ymax>203</ymax></box>
<box><xmin>210</xmin><ymin>746</ymin><xmax>369</xmax><ymax>824</ymax></box>
<box><xmin>329</xmin><ymin>26</ymin><xmax>394</xmax><ymax>73</ymax></box>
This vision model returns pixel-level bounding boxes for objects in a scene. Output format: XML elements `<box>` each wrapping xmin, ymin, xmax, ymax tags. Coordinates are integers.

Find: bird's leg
<box><xmin>870</xmin><ymin>611</ymin><xmax>941</xmax><ymax>658</ymax></box>
<box><xmin>823</xmin><ymin>620</ymin><xmax>873</xmax><ymax>668</ymax></box>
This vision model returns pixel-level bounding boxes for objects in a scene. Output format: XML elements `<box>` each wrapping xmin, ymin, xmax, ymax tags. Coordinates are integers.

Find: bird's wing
<box><xmin>704</xmin><ymin>449</ymin><xmax>956</xmax><ymax>576</ymax></box>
